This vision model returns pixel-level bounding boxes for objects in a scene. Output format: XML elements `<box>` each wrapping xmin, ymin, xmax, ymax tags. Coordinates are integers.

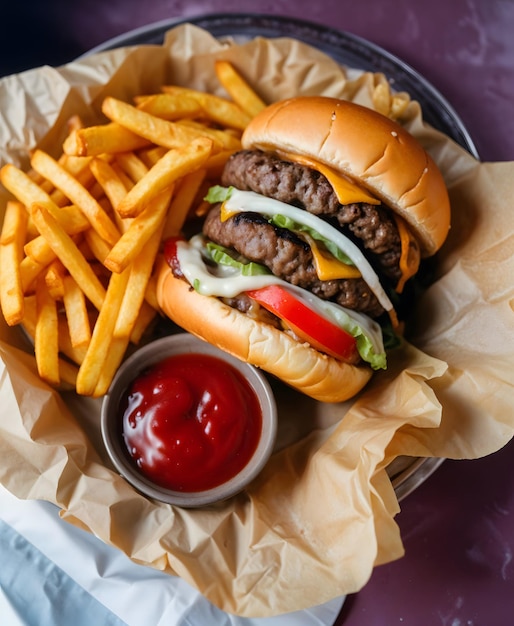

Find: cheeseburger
<box><xmin>157</xmin><ymin>96</ymin><xmax>451</xmax><ymax>402</ymax></box>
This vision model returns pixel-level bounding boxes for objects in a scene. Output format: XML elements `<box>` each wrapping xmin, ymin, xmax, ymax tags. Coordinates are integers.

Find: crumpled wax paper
<box><xmin>0</xmin><ymin>23</ymin><xmax>513</xmax><ymax>618</ymax></box>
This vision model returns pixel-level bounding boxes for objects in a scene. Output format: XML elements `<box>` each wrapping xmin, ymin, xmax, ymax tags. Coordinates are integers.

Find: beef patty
<box><xmin>203</xmin><ymin>207</ymin><xmax>385</xmax><ymax>318</ymax></box>
<box><xmin>221</xmin><ymin>150</ymin><xmax>402</xmax><ymax>283</ymax></box>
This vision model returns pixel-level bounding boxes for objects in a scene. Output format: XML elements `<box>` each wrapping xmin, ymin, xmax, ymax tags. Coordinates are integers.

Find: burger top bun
<box><xmin>242</xmin><ymin>96</ymin><xmax>451</xmax><ymax>256</ymax></box>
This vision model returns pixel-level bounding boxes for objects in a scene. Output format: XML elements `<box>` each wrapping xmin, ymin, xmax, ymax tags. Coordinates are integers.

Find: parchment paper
<box><xmin>0</xmin><ymin>24</ymin><xmax>513</xmax><ymax>618</ymax></box>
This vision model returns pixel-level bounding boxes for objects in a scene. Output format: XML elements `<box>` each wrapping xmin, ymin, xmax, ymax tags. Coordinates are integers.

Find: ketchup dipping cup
<box><xmin>101</xmin><ymin>333</ymin><xmax>277</xmax><ymax>507</ymax></box>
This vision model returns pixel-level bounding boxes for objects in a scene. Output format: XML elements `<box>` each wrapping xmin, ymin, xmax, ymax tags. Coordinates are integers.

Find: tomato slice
<box><xmin>246</xmin><ymin>285</ymin><xmax>358</xmax><ymax>362</ymax></box>
<box><xmin>163</xmin><ymin>236</ymin><xmax>186</xmax><ymax>275</ymax></box>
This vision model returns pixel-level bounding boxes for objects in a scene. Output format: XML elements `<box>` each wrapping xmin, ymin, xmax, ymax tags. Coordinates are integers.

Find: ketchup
<box><xmin>120</xmin><ymin>353</ymin><xmax>263</xmax><ymax>492</ymax></box>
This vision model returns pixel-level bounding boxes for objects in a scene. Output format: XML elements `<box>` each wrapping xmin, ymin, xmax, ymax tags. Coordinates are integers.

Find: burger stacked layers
<box><xmin>157</xmin><ymin>96</ymin><xmax>451</xmax><ymax>402</ymax></box>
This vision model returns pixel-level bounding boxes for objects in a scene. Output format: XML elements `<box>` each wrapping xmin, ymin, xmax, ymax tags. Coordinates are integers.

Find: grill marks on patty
<box><xmin>203</xmin><ymin>149</ymin><xmax>405</xmax><ymax>318</ymax></box>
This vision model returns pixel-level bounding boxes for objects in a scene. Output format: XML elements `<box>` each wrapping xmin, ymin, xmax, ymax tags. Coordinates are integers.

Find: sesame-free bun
<box><xmin>242</xmin><ymin>96</ymin><xmax>451</xmax><ymax>256</ymax></box>
<box><xmin>155</xmin><ymin>258</ymin><xmax>372</xmax><ymax>403</ymax></box>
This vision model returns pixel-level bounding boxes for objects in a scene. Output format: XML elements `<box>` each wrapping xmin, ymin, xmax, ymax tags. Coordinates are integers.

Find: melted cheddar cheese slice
<box><xmin>302</xmin><ymin>234</ymin><xmax>361</xmax><ymax>280</ymax></box>
<box><xmin>393</xmin><ymin>214</ymin><xmax>421</xmax><ymax>293</ymax></box>
<box><xmin>282</xmin><ymin>152</ymin><xmax>381</xmax><ymax>206</ymax></box>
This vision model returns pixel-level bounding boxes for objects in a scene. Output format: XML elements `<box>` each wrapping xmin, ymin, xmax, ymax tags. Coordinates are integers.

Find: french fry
<box><xmin>82</xmin><ymin>228</ymin><xmax>112</xmax><ymax>265</ymax></box>
<box><xmin>92</xmin><ymin>335</ymin><xmax>130</xmax><ymax>397</ymax></box>
<box><xmin>204</xmin><ymin>149</ymin><xmax>236</xmax><ymax>179</ymax></box>
<box><xmin>34</xmin><ymin>275</ymin><xmax>60</xmax><ymax>386</ymax></box>
<box><xmin>136</xmin><ymin>145</ymin><xmax>168</xmax><ymax>169</ymax></box>
<box><xmin>214</xmin><ymin>60</ymin><xmax>267</xmax><ymax>118</ymax></box>
<box><xmin>130</xmin><ymin>300</ymin><xmax>157</xmax><ymax>344</ymax></box>
<box><xmin>102</xmin><ymin>96</ymin><xmax>233</xmax><ymax>152</ymax></box>
<box><xmin>114</xmin><ymin>226</ymin><xmax>163</xmax><ymax>339</ymax></box>
<box><xmin>58</xmin><ymin>358</ymin><xmax>79</xmax><ymax>389</ymax></box>
<box><xmin>31</xmin><ymin>203</ymin><xmax>106</xmax><ymax>311</ymax></box>
<box><xmin>110</xmin><ymin>162</ymin><xmax>135</xmax><ymax>191</ymax></box>
<box><xmin>161</xmin><ymin>85</ymin><xmax>252</xmax><ymax>130</ymax></box>
<box><xmin>143</xmin><ymin>269</ymin><xmax>160</xmax><ymax>312</ymax></box>
<box><xmin>67</xmin><ymin>114</ymin><xmax>84</xmax><ymax>133</ymax></box>
<box><xmin>176</xmin><ymin>119</ymin><xmax>242</xmax><ymax>151</ymax></box>
<box><xmin>104</xmin><ymin>188</ymin><xmax>171</xmax><ymax>273</ymax></box>
<box><xmin>62</xmin><ymin>275</ymin><xmax>91</xmax><ymax>349</ymax></box>
<box><xmin>93</xmin><ymin>228</ymin><xmax>163</xmax><ymax>396</ymax></box>
<box><xmin>24</xmin><ymin>205</ymin><xmax>90</xmax><ymax>267</ymax></box>
<box><xmin>115</xmin><ymin>137</ymin><xmax>213</xmax><ymax>218</ymax></box>
<box><xmin>24</xmin><ymin>203</ymin><xmax>90</xmax><ymax>265</ymax></box>
<box><xmin>76</xmin><ymin>266</ymin><xmax>131</xmax><ymax>396</ymax></box>
<box><xmin>23</xmin><ymin>294</ymin><xmax>89</xmax><ymax>367</ymax></box>
<box><xmin>114</xmin><ymin>151</ymin><xmax>149</xmax><ymax>184</ymax></box>
<box><xmin>162</xmin><ymin>168</ymin><xmax>206</xmax><ymax>239</ymax></box>
<box><xmin>0</xmin><ymin>163</ymin><xmax>60</xmax><ymax>213</ymax></box>
<box><xmin>0</xmin><ymin>201</ymin><xmax>27</xmax><ymax>325</ymax></box>
<box><xmin>24</xmin><ymin>235</ymin><xmax>59</xmax><ymax>267</ymax></box>
<box><xmin>63</xmin><ymin>122</ymin><xmax>152</xmax><ymax>157</ymax></box>
<box><xmin>46</xmin><ymin>204</ymin><xmax>91</xmax><ymax>234</ymax></box>
<box><xmin>134</xmin><ymin>93</ymin><xmax>202</xmax><ymax>120</ymax></box>
<box><xmin>20</xmin><ymin>255</ymin><xmax>48</xmax><ymax>294</ymax></box>
<box><xmin>44</xmin><ymin>259</ymin><xmax>66</xmax><ymax>299</ymax></box>
<box><xmin>89</xmin><ymin>157</ymin><xmax>130</xmax><ymax>212</ymax></box>
<box><xmin>0</xmin><ymin>200</ymin><xmax>27</xmax><ymax>245</ymax></box>
<box><xmin>30</xmin><ymin>150</ymin><xmax>121</xmax><ymax>246</ymax></box>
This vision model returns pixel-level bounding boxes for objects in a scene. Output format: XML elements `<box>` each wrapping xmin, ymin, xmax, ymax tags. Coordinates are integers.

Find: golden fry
<box><xmin>214</xmin><ymin>60</ymin><xmax>267</xmax><ymax>118</ymax></box>
<box><xmin>162</xmin><ymin>168</ymin><xmax>206</xmax><ymax>239</ymax></box>
<box><xmin>62</xmin><ymin>275</ymin><xmax>91</xmax><ymax>349</ymax></box>
<box><xmin>136</xmin><ymin>145</ymin><xmax>168</xmax><ymax>169</ymax></box>
<box><xmin>114</xmin><ymin>151</ymin><xmax>149</xmax><ymax>184</ymax></box>
<box><xmin>203</xmin><ymin>150</ymin><xmax>236</xmax><ymax>178</ymax></box>
<box><xmin>31</xmin><ymin>203</ymin><xmax>106</xmax><ymax>311</ymax></box>
<box><xmin>0</xmin><ymin>201</ymin><xmax>27</xmax><ymax>325</ymax></box>
<box><xmin>89</xmin><ymin>158</ymin><xmax>130</xmax><ymax>211</ymax></box>
<box><xmin>30</xmin><ymin>150</ymin><xmax>121</xmax><ymax>246</ymax></box>
<box><xmin>76</xmin><ymin>266</ymin><xmax>131</xmax><ymax>396</ymax></box>
<box><xmin>0</xmin><ymin>163</ymin><xmax>59</xmax><ymax>212</ymax></box>
<box><xmin>58</xmin><ymin>358</ymin><xmax>79</xmax><ymax>390</ymax></box>
<box><xmin>134</xmin><ymin>93</ymin><xmax>202</xmax><ymax>120</ymax></box>
<box><xmin>44</xmin><ymin>259</ymin><xmax>66</xmax><ymax>299</ymax></box>
<box><xmin>67</xmin><ymin>114</ymin><xmax>84</xmax><ymax>133</ymax></box>
<box><xmin>130</xmin><ymin>300</ymin><xmax>157</xmax><ymax>344</ymax></box>
<box><xmin>162</xmin><ymin>84</ymin><xmax>252</xmax><ymax>130</ymax></box>
<box><xmin>82</xmin><ymin>228</ymin><xmax>112</xmax><ymax>265</ymax></box>
<box><xmin>176</xmin><ymin>119</ymin><xmax>242</xmax><ymax>151</ymax></box>
<box><xmin>143</xmin><ymin>269</ymin><xmax>160</xmax><ymax>312</ymax></box>
<box><xmin>34</xmin><ymin>275</ymin><xmax>60</xmax><ymax>386</ymax></box>
<box><xmin>92</xmin><ymin>335</ymin><xmax>130</xmax><ymax>397</ymax></box>
<box><xmin>22</xmin><ymin>294</ymin><xmax>89</xmax><ymax>366</ymax></box>
<box><xmin>114</xmin><ymin>226</ymin><xmax>163</xmax><ymax>339</ymax></box>
<box><xmin>102</xmin><ymin>96</ymin><xmax>231</xmax><ymax>152</ymax></box>
<box><xmin>19</xmin><ymin>256</ymin><xmax>47</xmax><ymax>294</ymax></box>
<box><xmin>63</xmin><ymin>122</ymin><xmax>151</xmax><ymax>157</ymax></box>
<box><xmin>115</xmin><ymin>137</ymin><xmax>212</xmax><ymax>218</ymax></box>
<box><xmin>104</xmin><ymin>188</ymin><xmax>171</xmax><ymax>273</ymax></box>
<box><xmin>24</xmin><ymin>205</ymin><xmax>90</xmax><ymax>267</ymax></box>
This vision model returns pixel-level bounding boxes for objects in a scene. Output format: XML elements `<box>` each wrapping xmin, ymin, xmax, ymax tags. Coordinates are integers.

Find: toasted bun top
<box><xmin>242</xmin><ymin>96</ymin><xmax>451</xmax><ymax>256</ymax></box>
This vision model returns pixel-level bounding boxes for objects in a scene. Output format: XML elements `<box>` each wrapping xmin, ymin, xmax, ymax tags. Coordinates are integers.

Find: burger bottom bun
<box><xmin>155</xmin><ymin>258</ymin><xmax>373</xmax><ymax>403</ymax></box>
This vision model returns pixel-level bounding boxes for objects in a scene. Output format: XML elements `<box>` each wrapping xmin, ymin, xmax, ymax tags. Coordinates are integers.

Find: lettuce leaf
<box><xmin>206</xmin><ymin>242</ymin><xmax>270</xmax><ymax>276</ymax></box>
<box><xmin>270</xmin><ymin>214</ymin><xmax>355</xmax><ymax>266</ymax></box>
<box><xmin>204</xmin><ymin>185</ymin><xmax>234</xmax><ymax>204</ymax></box>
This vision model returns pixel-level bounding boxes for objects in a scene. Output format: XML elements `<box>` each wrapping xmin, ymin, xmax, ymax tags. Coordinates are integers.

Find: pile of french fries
<box><xmin>0</xmin><ymin>60</ymin><xmax>266</xmax><ymax>397</ymax></box>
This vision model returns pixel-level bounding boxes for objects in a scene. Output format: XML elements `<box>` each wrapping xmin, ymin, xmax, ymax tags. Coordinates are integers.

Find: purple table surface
<box><xmin>2</xmin><ymin>1</ymin><xmax>514</xmax><ymax>624</ymax></box>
